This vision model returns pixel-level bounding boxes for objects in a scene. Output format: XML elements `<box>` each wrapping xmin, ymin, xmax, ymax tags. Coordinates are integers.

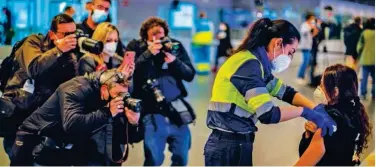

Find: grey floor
<box><xmin>0</xmin><ymin>51</ymin><xmax>374</xmax><ymax>166</ymax></box>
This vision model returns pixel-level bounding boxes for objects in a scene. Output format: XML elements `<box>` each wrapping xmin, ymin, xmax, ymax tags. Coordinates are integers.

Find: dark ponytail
<box><xmin>323</xmin><ymin>64</ymin><xmax>372</xmax><ymax>158</ymax></box>
<box><xmin>352</xmin><ymin>96</ymin><xmax>371</xmax><ymax>157</ymax></box>
<box><xmin>234</xmin><ymin>18</ymin><xmax>300</xmax><ymax>54</ymax></box>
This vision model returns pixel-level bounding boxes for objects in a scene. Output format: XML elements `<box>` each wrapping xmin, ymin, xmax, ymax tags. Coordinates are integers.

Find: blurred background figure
<box><xmin>81</xmin><ymin>1</ymin><xmax>93</xmax><ymax>22</ymax></box>
<box><xmin>192</xmin><ymin>11</ymin><xmax>214</xmax><ymax>75</ymax></box>
<box><xmin>212</xmin><ymin>22</ymin><xmax>232</xmax><ymax>73</ymax></box>
<box><xmin>344</xmin><ymin>16</ymin><xmax>362</xmax><ymax>72</ymax></box>
<box><xmin>308</xmin><ymin>18</ymin><xmax>325</xmax><ymax>87</ymax></box>
<box><xmin>1</xmin><ymin>8</ymin><xmax>14</xmax><ymax>45</ymax></box>
<box><xmin>297</xmin><ymin>12</ymin><xmax>318</xmax><ymax>85</ymax></box>
<box><xmin>357</xmin><ymin>17</ymin><xmax>375</xmax><ymax>100</ymax></box>
<box><xmin>63</xmin><ymin>6</ymin><xmax>76</xmax><ymax>18</ymax></box>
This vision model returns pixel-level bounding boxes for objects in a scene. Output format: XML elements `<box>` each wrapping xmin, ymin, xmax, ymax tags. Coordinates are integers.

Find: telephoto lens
<box><xmin>76</xmin><ymin>30</ymin><xmax>104</xmax><ymax>54</ymax></box>
<box><xmin>118</xmin><ymin>92</ymin><xmax>143</xmax><ymax>113</ymax></box>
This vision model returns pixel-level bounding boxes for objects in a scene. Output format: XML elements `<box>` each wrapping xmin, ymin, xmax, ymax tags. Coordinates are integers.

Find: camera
<box><xmin>160</xmin><ymin>37</ymin><xmax>179</xmax><ymax>54</ymax></box>
<box><xmin>75</xmin><ymin>30</ymin><xmax>104</xmax><ymax>55</ymax></box>
<box><xmin>143</xmin><ymin>79</ymin><xmax>165</xmax><ymax>103</ymax></box>
<box><xmin>118</xmin><ymin>92</ymin><xmax>142</xmax><ymax>113</ymax></box>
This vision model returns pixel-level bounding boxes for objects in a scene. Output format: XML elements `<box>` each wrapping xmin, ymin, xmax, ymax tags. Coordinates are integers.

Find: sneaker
<box><xmin>296</xmin><ymin>78</ymin><xmax>307</xmax><ymax>85</ymax></box>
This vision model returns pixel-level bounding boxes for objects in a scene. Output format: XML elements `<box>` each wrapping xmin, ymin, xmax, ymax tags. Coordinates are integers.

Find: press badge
<box><xmin>22</xmin><ymin>79</ymin><xmax>35</xmax><ymax>94</ymax></box>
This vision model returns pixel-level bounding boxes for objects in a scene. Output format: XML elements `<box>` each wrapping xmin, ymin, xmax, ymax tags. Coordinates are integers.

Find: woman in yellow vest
<box><xmin>204</xmin><ymin>18</ymin><xmax>337</xmax><ymax>166</ymax></box>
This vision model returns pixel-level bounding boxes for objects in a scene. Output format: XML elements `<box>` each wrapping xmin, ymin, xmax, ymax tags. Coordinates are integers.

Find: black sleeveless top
<box><xmin>299</xmin><ymin>104</ymin><xmax>361</xmax><ymax>166</ymax></box>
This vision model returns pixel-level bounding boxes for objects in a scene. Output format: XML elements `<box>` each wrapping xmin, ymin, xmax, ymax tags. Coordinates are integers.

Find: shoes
<box><xmin>296</xmin><ymin>78</ymin><xmax>307</xmax><ymax>85</ymax></box>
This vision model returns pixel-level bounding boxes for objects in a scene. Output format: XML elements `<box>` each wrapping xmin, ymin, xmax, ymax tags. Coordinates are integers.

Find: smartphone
<box><xmin>121</xmin><ymin>51</ymin><xmax>135</xmax><ymax>67</ymax></box>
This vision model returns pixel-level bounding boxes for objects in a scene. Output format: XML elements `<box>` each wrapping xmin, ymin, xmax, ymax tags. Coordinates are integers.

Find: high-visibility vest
<box><xmin>209</xmin><ymin>50</ymin><xmax>269</xmax><ymax>116</ymax></box>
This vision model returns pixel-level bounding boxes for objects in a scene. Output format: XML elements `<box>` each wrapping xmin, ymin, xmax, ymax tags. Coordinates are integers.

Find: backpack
<box><xmin>0</xmin><ymin>33</ymin><xmax>43</xmax><ymax>92</ymax></box>
<box><xmin>0</xmin><ymin>34</ymin><xmax>43</xmax><ymax>137</ymax></box>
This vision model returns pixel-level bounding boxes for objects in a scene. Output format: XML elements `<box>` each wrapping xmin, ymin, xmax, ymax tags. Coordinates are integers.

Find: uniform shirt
<box><xmin>207</xmin><ymin>47</ymin><xmax>297</xmax><ymax>133</ymax></box>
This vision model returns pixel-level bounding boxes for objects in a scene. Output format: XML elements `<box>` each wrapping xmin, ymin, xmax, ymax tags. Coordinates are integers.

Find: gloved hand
<box><xmin>301</xmin><ymin>104</ymin><xmax>337</xmax><ymax>137</ymax></box>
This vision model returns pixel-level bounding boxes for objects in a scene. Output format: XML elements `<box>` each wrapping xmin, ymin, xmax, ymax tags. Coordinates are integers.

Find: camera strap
<box><xmin>105</xmin><ymin>120</ymin><xmax>130</xmax><ymax>164</ymax></box>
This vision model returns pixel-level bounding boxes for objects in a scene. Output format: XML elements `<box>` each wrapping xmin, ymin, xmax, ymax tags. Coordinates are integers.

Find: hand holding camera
<box><xmin>125</xmin><ymin>107</ymin><xmax>140</xmax><ymax>125</ymax></box>
<box><xmin>163</xmin><ymin>51</ymin><xmax>176</xmax><ymax>64</ymax></box>
<box><xmin>109</xmin><ymin>97</ymin><xmax>124</xmax><ymax>117</ymax></box>
<box><xmin>148</xmin><ymin>36</ymin><xmax>163</xmax><ymax>55</ymax></box>
<box><xmin>55</xmin><ymin>34</ymin><xmax>77</xmax><ymax>53</ymax></box>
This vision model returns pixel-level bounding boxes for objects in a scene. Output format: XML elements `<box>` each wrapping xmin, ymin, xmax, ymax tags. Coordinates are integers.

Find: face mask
<box><xmin>219</xmin><ymin>24</ymin><xmax>227</xmax><ymax>31</ymax></box>
<box><xmin>91</xmin><ymin>9</ymin><xmax>108</xmax><ymax>24</ymax></box>
<box><xmin>271</xmin><ymin>44</ymin><xmax>291</xmax><ymax>73</ymax></box>
<box><xmin>313</xmin><ymin>86</ymin><xmax>328</xmax><ymax>105</ymax></box>
<box><xmin>103</xmin><ymin>42</ymin><xmax>117</xmax><ymax>57</ymax></box>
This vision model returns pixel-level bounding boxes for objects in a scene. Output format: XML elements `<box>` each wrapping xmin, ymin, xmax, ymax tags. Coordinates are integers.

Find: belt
<box><xmin>212</xmin><ymin>129</ymin><xmax>255</xmax><ymax>142</ymax></box>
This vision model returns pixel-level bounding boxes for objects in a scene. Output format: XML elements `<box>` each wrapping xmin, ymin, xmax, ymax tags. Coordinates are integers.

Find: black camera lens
<box><xmin>75</xmin><ymin>30</ymin><xmax>104</xmax><ymax>55</ymax></box>
<box><xmin>119</xmin><ymin>92</ymin><xmax>143</xmax><ymax>113</ymax></box>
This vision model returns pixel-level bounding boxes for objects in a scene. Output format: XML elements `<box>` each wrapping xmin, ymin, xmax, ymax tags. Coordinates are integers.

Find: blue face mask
<box><xmin>91</xmin><ymin>9</ymin><xmax>108</xmax><ymax>24</ymax></box>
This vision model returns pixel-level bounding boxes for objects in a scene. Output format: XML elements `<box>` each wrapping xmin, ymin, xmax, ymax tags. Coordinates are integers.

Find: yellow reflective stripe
<box><xmin>196</xmin><ymin>63</ymin><xmax>210</xmax><ymax>71</ymax></box>
<box><xmin>192</xmin><ymin>31</ymin><xmax>213</xmax><ymax>45</ymax></box>
<box><xmin>247</xmin><ymin>94</ymin><xmax>271</xmax><ymax>111</ymax></box>
<box><xmin>270</xmin><ymin>79</ymin><xmax>283</xmax><ymax>96</ymax></box>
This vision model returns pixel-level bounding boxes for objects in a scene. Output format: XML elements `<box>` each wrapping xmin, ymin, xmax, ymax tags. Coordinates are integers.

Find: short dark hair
<box><xmin>50</xmin><ymin>14</ymin><xmax>75</xmax><ymax>32</ymax></box>
<box><xmin>364</xmin><ymin>17</ymin><xmax>375</xmax><ymax>30</ymax></box>
<box><xmin>86</xmin><ymin>1</ymin><xmax>93</xmax><ymax>5</ymax></box>
<box><xmin>324</xmin><ymin>5</ymin><xmax>333</xmax><ymax>11</ymax></box>
<box><xmin>354</xmin><ymin>17</ymin><xmax>361</xmax><ymax>25</ymax></box>
<box><xmin>139</xmin><ymin>17</ymin><xmax>169</xmax><ymax>40</ymax></box>
<box><xmin>93</xmin><ymin>0</ymin><xmax>112</xmax><ymax>5</ymax></box>
<box><xmin>234</xmin><ymin>18</ymin><xmax>300</xmax><ymax>53</ymax></box>
<box><xmin>305</xmin><ymin>12</ymin><xmax>315</xmax><ymax>21</ymax></box>
<box><xmin>63</xmin><ymin>6</ymin><xmax>73</xmax><ymax>12</ymax></box>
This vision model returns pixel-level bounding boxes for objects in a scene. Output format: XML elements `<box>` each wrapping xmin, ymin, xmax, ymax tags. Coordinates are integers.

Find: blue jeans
<box><xmin>298</xmin><ymin>49</ymin><xmax>311</xmax><ymax>79</ymax></box>
<box><xmin>361</xmin><ymin>65</ymin><xmax>375</xmax><ymax>97</ymax></box>
<box><xmin>143</xmin><ymin>114</ymin><xmax>191</xmax><ymax>166</ymax></box>
<box><xmin>3</xmin><ymin>135</ymin><xmax>15</xmax><ymax>158</ymax></box>
<box><xmin>204</xmin><ymin>130</ymin><xmax>254</xmax><ymax>166</ymax></box>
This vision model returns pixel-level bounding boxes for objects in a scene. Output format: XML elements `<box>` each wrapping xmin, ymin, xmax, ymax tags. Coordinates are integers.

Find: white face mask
<box><xmin>91</xmin><ymin>9</ymin><xmax>108</xmax><ymax>24</ymax></box>
<box><xmin>272</xmin><ymin>44</ymin><xmax>291</xmax><ymax>73</ymax></box>
<box><xmin>313</xmin><ymin>86</ymin><xmax>328</xmax><ymax>105</ymax></box>
<box><xmin>103</xmin><ymin>42</ymin><xmax>117</xmax><ymax>57</ymax></box>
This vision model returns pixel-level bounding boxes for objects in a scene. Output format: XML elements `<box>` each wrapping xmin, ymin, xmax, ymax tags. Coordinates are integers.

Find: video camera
<box><xmin>75</xmin><ymin>30</ymin><xmax>104</xmax><ymax>55</ymax></box>
<box><xmin>118</xmin><ymin>92</ymin><xmax>142</xmax><ymax>113</ymax></box>
<box><xmin>160</xmin><ymin>37</ymin><xmax>179</xmax><ymax>54</ymax></box>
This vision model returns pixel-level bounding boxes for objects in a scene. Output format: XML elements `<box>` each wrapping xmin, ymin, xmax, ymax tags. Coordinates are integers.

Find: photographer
<box><xmin>1</xmin><ymin>14</ymin><xmax>78</xmax><ymax>158</ymax></box>
<box><xmin>126</xmin><ymin>17</ymin><xmax>195</xmax><ymax>166</ymax></box>
<box><xmin>77</xmin><ymin>0</ymin><xmax>125</xmax><ymax>59</ymax></box>
<box><xmin>78</xmin><ymin>22</ymin><xmax>123</xmax><ymax>75</ymax></box>
<box><xmin>10</xmin><ymin>65</ymin><xmax>140</xmax><ymax>166</ymax></box>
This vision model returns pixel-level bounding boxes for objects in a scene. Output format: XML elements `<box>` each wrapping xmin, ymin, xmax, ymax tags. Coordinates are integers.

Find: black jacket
<box><xmin>299</xmin><ymin>103</ymin><xmax>361</xmax><ymax>166</ymax></box>
<box><xmin>78</xmin><ymin>53</ymin><xmax>122</xmax><ymax>76</ymax></box>
<box><xmin>20</xmin><ymin>73</ymin><xmax>128</xmax><ymax>165</ymax></box>
<box><xmin>126</xmin><ymin>38</ymin><xmax>195</xmax><ymax>113</ymax></box>
<box><xmin>344</xmin><ymin>23</ymin><xmax>362</xmax><ymax>58</ymax></box>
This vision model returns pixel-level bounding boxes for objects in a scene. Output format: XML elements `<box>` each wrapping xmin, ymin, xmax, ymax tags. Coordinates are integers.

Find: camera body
<box><xmin>143</xmin><ymin>79</ymin><xmax>165</xmax><ymax>104</ymax></box>
<box><xmin>118</xmin><ymin>92</ymin><xmax>142</xmax><ymax>113</ymax></box>
<box><xmin>75</xmin><ymin>30</ymin><xmax>104</xmax><ymax>55</ymax></box>
<box><xmin>160</xmin><ymin>37</ymin><xmax>179</xmax><ymax>54</ymax></box>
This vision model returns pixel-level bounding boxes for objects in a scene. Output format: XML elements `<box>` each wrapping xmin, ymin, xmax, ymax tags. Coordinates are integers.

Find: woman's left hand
<box><xmin>305</xmin><ymin>121</ymin><xmax>318</xmax><ymax>133</ymax></box>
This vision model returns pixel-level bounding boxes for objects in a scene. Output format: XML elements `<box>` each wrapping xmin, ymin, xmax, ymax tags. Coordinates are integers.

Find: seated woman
<box><xmin>78</xmin><ymin>22</ymin><xmax>124</xmax><ymax>75</ymax></box>
<box><xmin>296</xmin><ymin>64</ymin><xmax>372</xmax><ymax>166</ymax></box>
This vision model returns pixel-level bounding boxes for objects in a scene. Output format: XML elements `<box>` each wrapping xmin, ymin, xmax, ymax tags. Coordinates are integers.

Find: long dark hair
<box><xmin>234</xmin><ymin>18</ymin><xmax>300</xmax><ymax>54</ymax></box>
<box><xmin>322</xmin><ymin>64</ymin><xmax>372</xmax><ymax>157</ymax></box>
